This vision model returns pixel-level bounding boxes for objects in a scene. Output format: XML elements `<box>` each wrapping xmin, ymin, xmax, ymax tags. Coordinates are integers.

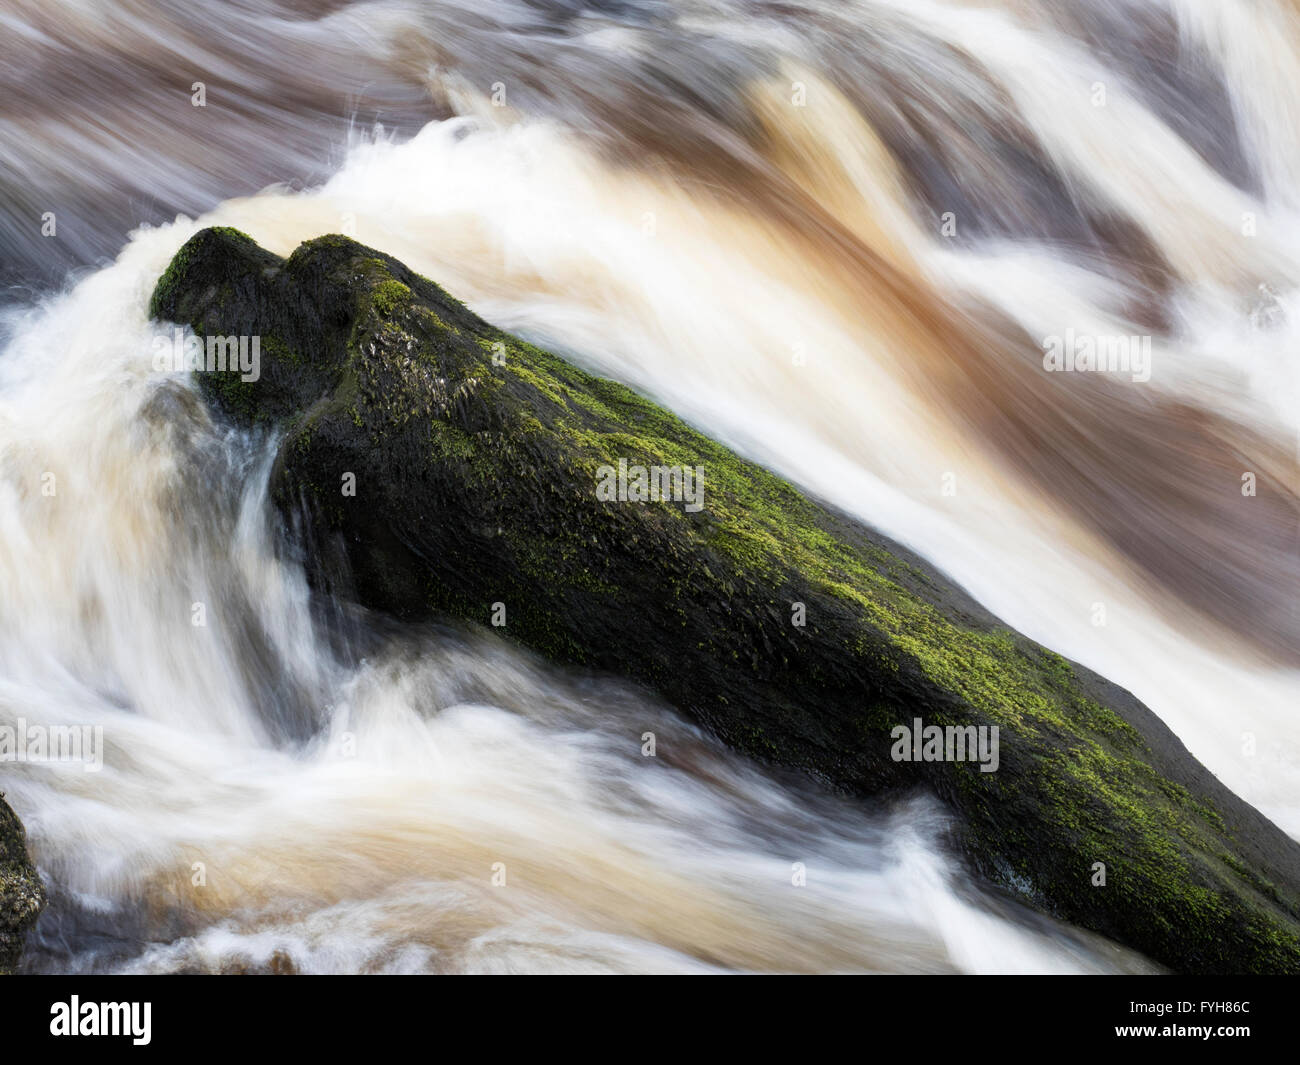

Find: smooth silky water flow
<box><xmin>1</xmin><ymin>0</ymin><xmax>1296</xmax><ymax>972</ymax></box>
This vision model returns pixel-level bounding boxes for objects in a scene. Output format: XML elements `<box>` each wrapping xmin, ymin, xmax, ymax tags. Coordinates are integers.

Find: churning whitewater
<box><xmin>1</xmin><ymin>0</ymin><xmax>1297</xmax><ymax>973</ymax></box>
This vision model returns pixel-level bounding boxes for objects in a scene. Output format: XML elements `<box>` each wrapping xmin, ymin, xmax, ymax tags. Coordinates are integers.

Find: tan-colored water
<box><xmin>0</xmin><ymin>0</ymin><xmax>1295</xmax><ymax>973</ymax></box>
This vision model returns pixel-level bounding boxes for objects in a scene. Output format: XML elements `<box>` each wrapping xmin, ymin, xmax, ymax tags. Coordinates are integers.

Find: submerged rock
<box><xmin>0</xmin><ymin>795</ymin><xmax>45</xmax><ymax>973</ymax></box>
<box><xmin>151</xmin><ymin>226</ymin><xmax>1300</xmax><ymax>974</ymax></box>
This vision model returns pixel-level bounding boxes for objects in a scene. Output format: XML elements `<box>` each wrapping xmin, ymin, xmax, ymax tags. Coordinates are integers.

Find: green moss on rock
<box><xmin>149</xmin><ymin>228</ymin><xmax>1300</xmax><ymax>974</ymax></box>
<box><xmin>0</xmin><ymin>795</ymin><xmax>45</xmax><ymax>973</ymax></box>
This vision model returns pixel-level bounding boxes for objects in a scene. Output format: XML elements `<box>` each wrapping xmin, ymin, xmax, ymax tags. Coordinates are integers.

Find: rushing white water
<box><xmin>1</xmin><ymin>0</ymin><xmax>1297</xmax><ymax>972</ymax></box>
<box><xmin>0</xmin><ymin>218</ymin><xmax>1153</xmax><ymax>973</ymax></box>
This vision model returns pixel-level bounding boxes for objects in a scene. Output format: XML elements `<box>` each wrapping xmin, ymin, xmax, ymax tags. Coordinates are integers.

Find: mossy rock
<box><xmin>151</xmin><ymin>227</ymin><xmax>1300</xmax><ymax>974</ymax></box>
<box><xmin>0</xmin><ymin>796</ymin><xmax>45</xmax><ymax>973</ymax></box>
